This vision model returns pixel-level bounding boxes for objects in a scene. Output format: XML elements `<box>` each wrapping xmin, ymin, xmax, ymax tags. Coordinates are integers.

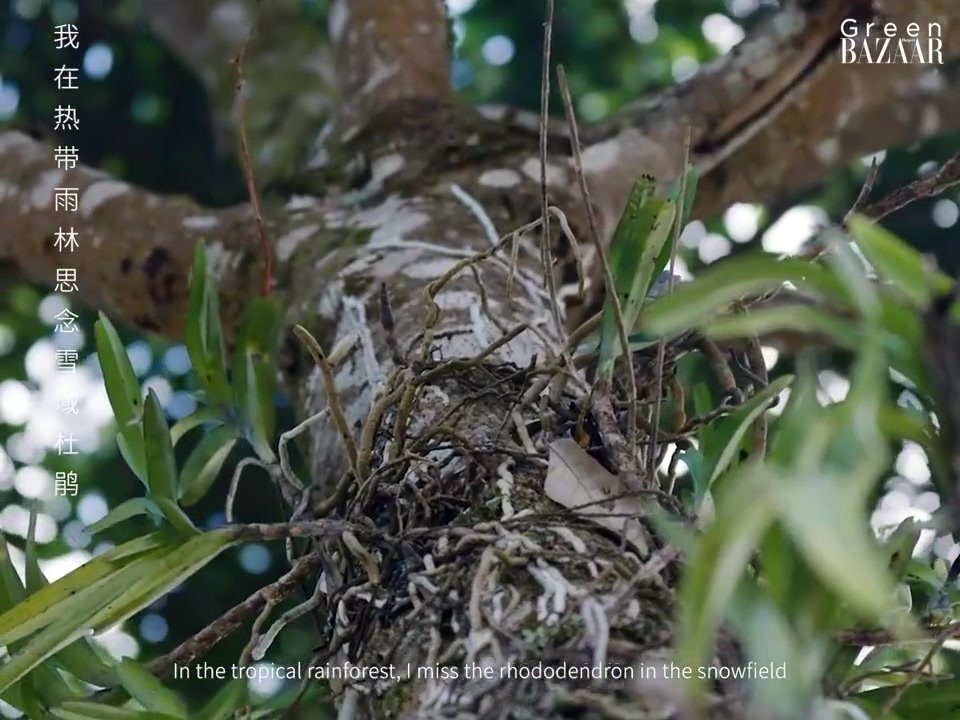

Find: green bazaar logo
<box><xmin>840</xmin><ymin>19</ymin><xmax>943</xmax><ymax>64</ymax></box>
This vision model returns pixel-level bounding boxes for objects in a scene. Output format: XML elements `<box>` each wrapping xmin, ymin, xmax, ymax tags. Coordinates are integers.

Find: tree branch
<box><xmin>575</xmin><ymin>0</ymin><xmax>960</xmax><ymax>226</ymax></box>
<box><xmin>147</xmin><ymin>552</ymin><xmax>324</xmax><ymax>679</ymax></box>
<box><xmin>139</xmin><ymin>0</ymin><xmax>336</xmax><ymax>185</ymax></box>
<box><xmin>0</xmin><ymin>132</ymin><xmax>262</xmax><ymax>340</ymax></box>
<box><xmin>329</xmin><ymin>0</ymin><xmax>453</xmax><ymax>135</ymax></box>
<box><xmin>696</xmin><ymin>64</ymin><xmax>960</xmax><ymax>216</ymax></box>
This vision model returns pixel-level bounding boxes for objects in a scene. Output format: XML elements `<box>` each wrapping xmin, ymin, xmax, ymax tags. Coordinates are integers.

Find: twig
<box><xmin>879</xmin><ymin>621</ymin><xmax>958</xmax><ymax>717</ymax></box>
<box><xmin>802</xmin><ymin>150</ymin><xmax>960</xmax><ymax>261</ymax></box>
<box><xmin>225</xmin><ymin>518</ymin><xmax>355</xmax><ymax>543</ymax></box>
<box><xmin>863</xmin><ymin>150</ymin><xmax>960</xmax><ymax>221</ymax></box>
<box><xmin>225</xmin><ymin>457</ymin><xmax>272</xmax><ymax>522</ymax></box>
<box><xmin>537</xmin><ymin>0</ymin><xmax>565</xmax><ymax>341</ymax></box>
<box><xmin>278</xmin><ymin>407</ymin><xmax>331</xmax><ymax>494</ymax></box>
<box><xmin>147</xmin><ymin>552</ymin><xmax>325</xmax><ymax>678</ymax></box>
<box><xmin>649</xmin><ymin>127</ymin><xmax>692</xmax><ymax>486</ymax></box>
<box><xmin>292</xmin><ymin>324</ymin><xmax>360</xmax><ymax>477</ymax></box>
<box><xmin>843</xmin><ymin>156</ymin><xmax>881</xmax><ymax>224</ymax></box>
<box><xmin>555</xmin><ymin>65</ymin><xmax>640</xmax><ymax>451</ymax></box>
<box><xmin>231</xmin><ymin>8</ymin><xmax>273</xmax><ymax>298</ymax></box>
<box><xmin>251</xmin><ymin>578</ymin><xmax>326</xmax><ymax>663</ymax></box>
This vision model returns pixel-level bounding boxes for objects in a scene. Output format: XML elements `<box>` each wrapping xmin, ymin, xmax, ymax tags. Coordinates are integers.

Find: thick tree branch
<box><xmin>574</xmin><ymin>0</ymin><xmax>960</xmax><ymax>228</ymax></box>
<box><xmin>699</xmin><ymin>63</ymin><xmax>960</xmax><ymax>214</ymax></box>
<box><xmin>328</xmin><ymin>0</ymin><xmax>453</xmax><ymax>135</ymax></box>
<box><xmin>0</xmin><ymin>132</ymin><xmax>262</xmax><ymax>340</ymax></box>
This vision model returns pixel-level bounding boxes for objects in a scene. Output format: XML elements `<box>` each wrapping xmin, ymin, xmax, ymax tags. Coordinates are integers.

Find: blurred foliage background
<box><xmin>0</xmin><ymin>0</ymin><xmax>958</xmax><ymax>712</ymax></box>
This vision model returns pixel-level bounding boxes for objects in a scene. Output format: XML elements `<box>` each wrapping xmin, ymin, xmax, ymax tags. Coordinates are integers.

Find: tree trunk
<box><xmin>3</xmin><ymin>1</ymin><xmax>960</xmax><ymax>717</ymax></box>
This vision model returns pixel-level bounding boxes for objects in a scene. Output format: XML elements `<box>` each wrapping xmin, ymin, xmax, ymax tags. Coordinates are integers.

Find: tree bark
<box><xmin>3</xmin><ymin>0</ymin><xmax>960</xmax><ymax>717</ymax></box>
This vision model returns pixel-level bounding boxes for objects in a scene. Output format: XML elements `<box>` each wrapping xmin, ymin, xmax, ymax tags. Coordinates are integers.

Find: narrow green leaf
<box><xmin>704</xmin><ymin>306</ymin><xmax>861</xmax><ymax>346</ymax></box>
<box><xmin>87</xmin><ymin>530</ymin><xmax>236</xmax><ymax>633</ymax></box>
<box><xmin>0</xmin><ymin>531</ymin><xmax>27</xmax><ymax>610</ymax></box>
<box><xmin>598</xmin><ymin>176</ymin><xmax>678</xmax><ymax>375</ymax></box>
<box><xmin>178</xmin><ymin>426</ymin><xmax>237</xmax><ymax>506</ymax></box>
<box><xmin>142</xmin><ymin>389</ymin><xmax>179</xmax><ymax>503</ymax></box>
<box><xmin>0</xmin><ymin>532</ymin><xmax>229</xmax><ymax>696</ymax></box>
<box><xmin>25</xmin><ymin>506</ymin><xmax>120</xmax><ymax>688</ymax></box>
<box><xmin>94</xmin><ymin>313</ymin><xmax>142</xmax><ymax>426</ymax></box>
<box><xmin>96</xmin><ymin>313</ymin><xmax>148</xmax><ymax>485</ymax></box>
<box><xmin>854</xmin><ymin>678</ymin><xmax>960</xmax><ymax>713</ymax></box>
<box><xmin>231</xmin><ymin>298</ymin><xmax>281</xmax><ymax>461</ymax></box>
<box><xmin>676</xmin><ymin>465</ymin><xmax>776</xmax><ymax>707</ymax></box>
<box><xmin>170</xmin><ymin>406</ymin><xmax>228</xmax><ymax>445</ymax></box>
<box><xmin>85</xmin><ymin>498</ymin><xmax>164</xmax><ymax>536</ymax></box>
<box><xmin>185</xmin><ymin>244</ymin><xmax>232</xmax><ymax>405</ymax></box>
<box><xmin>825</xmin><ymin>235</ymin><xmax>882</xmax><ymax>326</ymax></box>
<box><xmin>639</xmin><ymin>255</ymin><xmax>846</xmax><ymax>337</ymax></box>
<box><xmin>848</xmin><ymin>214</ymin><xmax>952</xmax><ymax>309</ymax></box>
<box><xmin>26</xmin><ymin>666</ymin><xmax>83</xmax><ymax>712</ymax></box>
<box><xmin>703</xmin><ymin>375</ymin><xmax>794</xmax><ymax>494</ymax></box>
<box><xmin>184</xmin><ymin>241</ymin><xmax>208</xmax><ymax>363</ymax></box>
<box><xmin>153</xmin><ymin>498</ymin><xmax>200</xmax><ymax>537</ymax></box>
<box><xmin>883</xmin><ymin>518</ymin><xmax>922</xmax><ymax>582</ymax></box>
<box><xmin>52</xmin><ymin>700</ymin><xmax>184</xmax><ymax>720</ymax></box>
<box><xmin>197</xmin><ymin>678</ymin><xmax>248</xmax><ymax>720</ymax></box>
<box><xmin>116</xmin><ymin>659</ymin><xmax>189</xmax><ymax>719</ymax></box>
<box><xmin>0</xmin><ymin>532</ymin><xmax>173</xmax><ymax>644</ymax></box>
<box><xmin>0</xmin><ymin>553</ymin><xmax>164</xmax><ymax>695</ymax></box>
<box><xmin>99</xmin><ymin>530</ymin><xmax>180</xmax><ymax>562</ymax></box>
<box><xmin>772</xmin><ymin>473</ymin><xmax>908</xmax><ymax>625</ymax></box>
<box><xmin>653</xmin><ymin>164</ymin><xmax>699</xmax><ymax>278</ymax></box>
<box><xmin>117</xmin><ymin>425</ymin><xmax>149</xmax><ymax>488</ymax></box>
<box><xmin>619</xmin><ymin>198</ymin><xmax>677</xmax><ymax>332</ymax></box>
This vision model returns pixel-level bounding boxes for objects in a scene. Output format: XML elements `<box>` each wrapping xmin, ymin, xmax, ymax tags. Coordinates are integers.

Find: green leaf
<box><xmin>85</xmin><ymin>498</ymin><xmax>164</xmax><ymax>536</ymax></box>
<box><xmin>184</xmin><ymin>243</ymin><xmax>232</xmax><ymax>405</ymax></box>
<box><xmin>704</xmin><ymin>306</ymin><xmax>861</xmax><ymax>346</ymax></box>
<box><xmin>170</xmin><ymin>406</ymin><xmax>228</xmax><ymax>445</ymax></box>
<box><xmin>853</xmin><ymin>678</ymin><xmax>960</xmax><ymax>714</ymax></box>
<box><xmin>178</xmin><ymin>425</ymin><xmax>238</xmax><ymax>506</ymax></box>
<box><xmin>0</xmin><ymin>530</ymin><xmax>27</xmax><ymax>611</ymax></box>
<box><xmin>24</xmin><ymin>506</ymin><xmax>119</xmax><ymax>688</ymax></box>
<box><xmin>676</xmin><ymin>464</ymin><xmax>776</xmax><ymax>707</ymax></box>
<box><xmin>86</xmin><ymin>530</ymin><xmax>236</xmax><ymax>633</ymax></box>
<box><xmin>701</xmin><ymin>375</ymin><xmax>793</xmax><ymax>499</ymax></box>
<box><xmin>883</xmin><ymin>518</ymin><xmax>922</xmax><ymax>582</ymax></box>
<box><xmin>653</xmin><ymin>164</ymin><xmax>699</xmax><ymax>278</ymax></box>
<box><xmin>0</xmin><ymin>532</ymin><xmax>235</xmax><ymax>696</ymax></box>
<box><xmin>117</xmin><ymin>427</ymin><xmax>149</xmax><ymax>488</ymax></box>
<box><xmin>232</xmin><ymin>297</ymin><xmax>282</xmax><ymax>461</ymax></box>
<box><xmin>142</xmin><ymin>389</ymin><xmax>180</xmax><ymax>504</ymax></box>
<box><xmin>771</xmin><ymin>472</ymin><xmax>908</xmax><ymax>626</ymax></box>
<box><xmin>0</xmin><ymin>552</ymin><xmax>165</xmax><ymax>695</ymax></box>
<box><xmin>96</xmin><ymin>314</ymin><xmax>148</xmax><ymax>485</ymax></box>
<box><xmin>197</xmin><ymin>678</ymin><xmax>249</xmax><ymax>720</ymax></box>
<box><xmin>116</xmin><ymin>659</ymin><xmax>189</xmax><ymax>718</ymax></box>
<box><xmin>95</xmin><ymin>313</ymin><xmax>142</xmax><ymax>426</ymax></box>
<box><xmin>0</xmin><ymin>532</ymin><xmax>173</xmax><ymax>645</ymax></box>
<box><xmin>847</xmin><ymin>214</ymin><xmax>952</xmax><ymax>309</ymax></box>
<box><xmin>52</xmin><ymin>700</ymin><xmax>185</xmax><ymax>719</ymax></box>
<box><xmin>153</xmin><ymin>497</ymin><xmax>199</xmax><ymax>537</ymax></box>
<box><xmin>598</xmin><ymin>176</ymin><xmax>677</xmax><ymax>376</ymax></box>
<box><xmin>639</xmin><ymin>255</ymin><xmax>846</xmax><ymax>337</ymax></box>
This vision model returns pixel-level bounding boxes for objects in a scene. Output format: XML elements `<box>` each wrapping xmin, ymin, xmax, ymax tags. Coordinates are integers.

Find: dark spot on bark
<box><xmin>43</xmin><ymin>233</ymin><xmax>56</xmax><ymax>254</ymax></box>
<box><xmin>120</xmin><ymin>258</ymin><xmax>132</xmax><ymax>274</ymax></box>
<box><xmin>279</xmin><ymin>331</ymin><xmax>302</xmax><ymax>379</ymax></box>
<box><xmin>134</xmin><ymin>315</ymin><xmax>161</xmax><ymax>331</ymax></box>
<box><xmin>162</xmin><ymin>272</ymin><xmax>177</xmax><ymax>302</ymax></box>
<box><xmin>142</xmin><ymin>248</ymin><xmax>179</xmax><ymax>304</ymax></box>
<box><xmin>142</xmin><ymin>247</ymin><xmax>172</xmax><ymax>279</ymax></box>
